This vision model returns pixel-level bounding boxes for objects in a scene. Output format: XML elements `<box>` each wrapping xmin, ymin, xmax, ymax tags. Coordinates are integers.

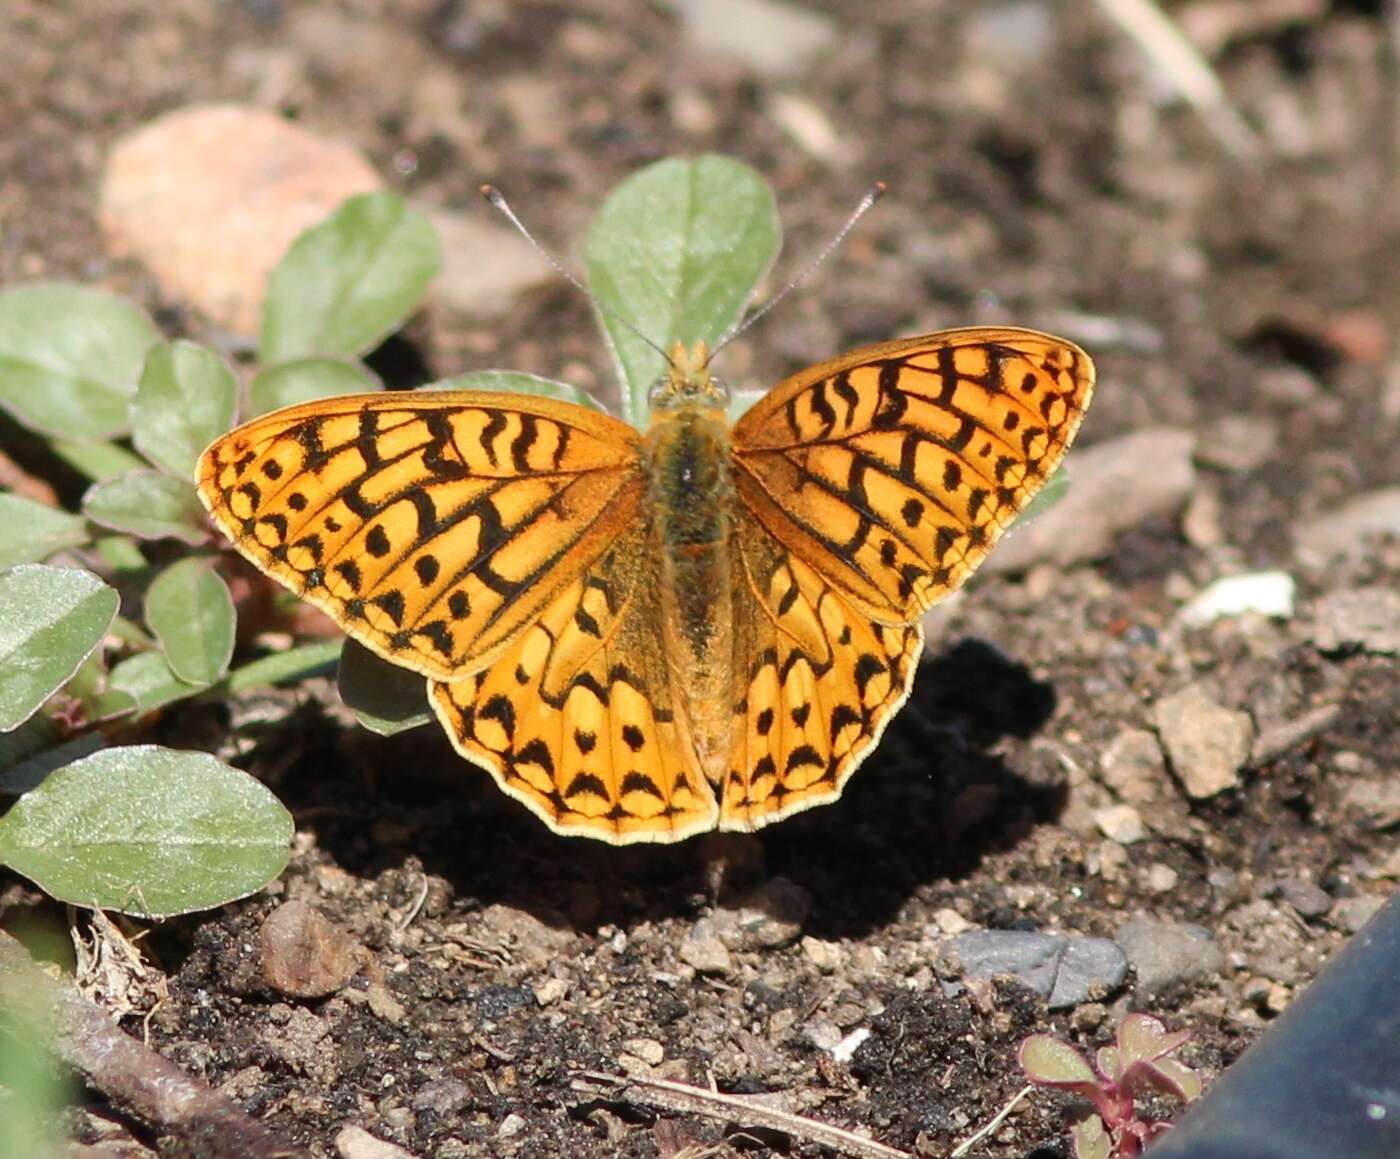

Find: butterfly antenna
<box><xmin>479</xmin><ymin>184</ymin><xmax>673</xmax><ymax>365</ymax></box>
<box><xmin>708</xmin><ymin>180</ymin><xmax>887</xmax><ymax>362</ymax></box>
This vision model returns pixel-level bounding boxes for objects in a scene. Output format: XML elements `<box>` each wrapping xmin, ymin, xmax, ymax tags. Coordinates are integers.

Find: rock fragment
<box><xmin>1154</xmin><ymin>683</ymin><xmax>1254</xmax><ymax>799</ymax></box>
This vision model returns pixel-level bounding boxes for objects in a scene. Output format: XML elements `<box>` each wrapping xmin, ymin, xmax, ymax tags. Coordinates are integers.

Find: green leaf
<box><xmin>420</xmin><ymin>369</ymin><xmax>604</xmax><ymax>411</ymax></box>
<box><xmin>61</xmin><ymin>649</ymin><xmax>137</xmax><ymax>725</ymax></box>
<box><xmin>0</xmin><ymin>745</ymin><xmax>294</xmax><ymax>917</ymax></box>
<box><xmin>1020</xmin><ymin>466</ymin><xmax>1070</xmax><ymax>524</ymax></box>
<box><xmin>0</xmin><ymin>714</ymin><xmax>60</xmax><ymax>774</ymax></box>
<box><xmin>249</xmin><ymin>356</ymin><xmax>382</xmax><ymax>416</ymax></box>
<box><xmin>0</xmin><ymin>282</ymin><xmax>160</xmax><ymax>440</ymax></box>
<box><xmin>107</xmin><ymin>650</ymin><xmax>203</xmax><ymax>714</ymax></box>
<box><xmin>221</xmin><ymin>639</ymin><xmax>342</xmax><ymax>694</ymax></box>
<box><xmin>0</xmin><ymin>566</ymin><xmax>119</xmax><ymax>732</ymax></box>
<box><xmin>0</xmin><ymin>493</ymin><xmax>88</xmax><ymax>569</ymax></box>
<box><xmin>144</xmin><ymin>558</ymin><xmax>235</xmax><ymax>685</ymax></box>
<box><xmin>337</xmin><ymin>639</ymin><xmax>431</xmax><ymax>736</ymax></box>
<box><xmin>261</xmin><ymin>192</ymin><xmax>441</xmax><ymax>362</ymax></box>
<box><xmin>0</xmin><ymin>969</ymin><xmax>68</xmax><ymax>1159</ymax></box>
<box><xmin>583</xmin><ymin>156</ymin><xmax>780</xmax><ymax>426</ymax></box>
<box><xmin>131</xmin><ymin>341</ymin><xmax>237</xmax><ymax>479</ymax></box>
<box><xmin>50</xmin><ymin>438</ymin><xmax>147</xmax><ymax>483</ymax></box>
<box><xmin>82</xmin><ymin>469</ymin><xmax>208</xmax><ymax>544</ymax></box>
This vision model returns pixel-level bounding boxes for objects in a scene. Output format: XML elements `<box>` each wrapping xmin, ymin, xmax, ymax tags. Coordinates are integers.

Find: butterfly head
<box><xmin>647</xmin><ymin>340</ymin><xmax>730</xmax><ymax>417</ymax></box>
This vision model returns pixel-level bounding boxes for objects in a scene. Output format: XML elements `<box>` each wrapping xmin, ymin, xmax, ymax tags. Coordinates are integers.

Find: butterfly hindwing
<box><xmin>722</xmin><ymin>511</ymin><xmax>923</xmax><ymax>830</ymax></box>
<box><xmin>731</xmin><ymin>327</ymin><xmax>1094</xmax><ymax>621</ymax></box>
<box><xmin>197</xmin><ymin>392</ymin><xmax>645</xmax><ymax>680</ymax></box>
<box><xmin>428</xmin><ymin>521</ymin><xmax>718</xmax><ymax>843</ymax></box>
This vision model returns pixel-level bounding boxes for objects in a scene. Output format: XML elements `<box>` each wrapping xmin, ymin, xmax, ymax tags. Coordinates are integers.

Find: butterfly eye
<box><xmin>706</xmin><ymin>373</ymin><xmax>731</xmax><ymax>406</ymax></box>
<box><xmin>647</xmin><ymin>376</ymin><xmax>675</xmax><ymax>411</ymax></box>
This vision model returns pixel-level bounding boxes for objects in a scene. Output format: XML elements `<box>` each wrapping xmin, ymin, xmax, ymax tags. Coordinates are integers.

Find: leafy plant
<box><xmin>0</xmin><ymin>189</ymin><xmax>443</xmax><ymax>916</ymax></box>
<box><xmin>1019</xmin><ymin>1012</ymin><xmax>1203</xmax><ymax>1158</ymax></box>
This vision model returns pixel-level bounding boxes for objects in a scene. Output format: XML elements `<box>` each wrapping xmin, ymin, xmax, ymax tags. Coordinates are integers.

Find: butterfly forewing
<box><xmin>197</xmin><ymin>392</ymin><xmax>645</xmax><ymax>680</ymax></box>
<box><xmin>731</xmin><ymin>327</ymin><xmax>1094</xmax><ymax>621</ymax></box>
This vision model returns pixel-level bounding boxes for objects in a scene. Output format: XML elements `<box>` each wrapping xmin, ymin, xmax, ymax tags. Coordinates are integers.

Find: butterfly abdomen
<box><xmin>646</xmin><ymin>406</ymin><xmax>736</xmax><ymax>786</ymax></box>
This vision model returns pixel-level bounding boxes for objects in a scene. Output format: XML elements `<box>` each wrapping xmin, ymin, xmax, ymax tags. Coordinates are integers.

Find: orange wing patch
<box><xmin>197</xmin><ymin>392</ymin><xmax>644</xmax><ymax>680</ymax></box>
<box><xmin>731</xmin><ymin>328</ymin><xmax>1094</xmax><ymax>621</ymax></box>
<box><xmin>721</xmin><ymin>512</ymin><xmax>922</xmax><ymax>830</ymax></box>
<box><xmin>429</xmin><ymin>522</ymin><xmax>718</xmax><ymax>843</ymax></box>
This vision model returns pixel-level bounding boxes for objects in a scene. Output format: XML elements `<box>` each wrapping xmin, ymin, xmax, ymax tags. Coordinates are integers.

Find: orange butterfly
<box><xmin>198</xmin><ymin>328</ymin><xmax>1092</xmax><ymax>843</ymax></box>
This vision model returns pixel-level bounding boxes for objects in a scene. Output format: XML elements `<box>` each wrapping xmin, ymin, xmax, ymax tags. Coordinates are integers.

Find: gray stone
<box><xmin>679</xmin><ymin>918</ymin><xmax>733</xmax><ymax>974</ymax></box>
<box><xmin>1310</xmin><ymin>587</ymin><xmax>1400</xmax><ymax>654</ymax></box>
<box><xmin>712</xmin><ymin>877</ymin><xmax>812</xmax><ymax>950</ymax></box>
<box><xmin>1331</xmin><ymin>895</ymin><xmax>1386</xmax><ymax>935</ymax></box>
<box><xmin>1195</xmin><ymin>414</ymin><xmax>1278</xmax><ymax>472</ymax></box>
<box><xmin>941</xmin><ymin>931</ymin><xmax>1127</xmax><ymax>1009</ymax></box>
<box><xmin>1272</xmin><ymin>878</ymin><xmax>1332</xmax><ymax>919</ymax></box>
<box><xmin>1117</xmin><ymin>919</ymin><xmax>1225</xmax><ymax>1001</ymax></box>
<box><xmin>1154</xmin><ymin>683</ymin><xmax>1254</xmax><ymax>799</ymax></box>
<box><xmin>1294</xmin><ymin>488</ymin><xmax>1400</xmax><ymax>561</ymax></box>
<box><xmin>411</xmin><ymin>1078</ymin><xmax>470</xmax><ymax>1114</ymax></box>
<box><xmin>1099</xmin><ymin>728</ymin><xmax>1167</xmax><ymax>803</ymax></box>
<box><xmin>987</xmin><ymin>428</ymin><xmax>1196</xmax><ymax>573</ymax></box>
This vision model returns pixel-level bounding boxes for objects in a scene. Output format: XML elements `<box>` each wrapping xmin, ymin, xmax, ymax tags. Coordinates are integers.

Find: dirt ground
<box><xmin>2</xmin><ymin>1</ymin><xmax>1399</xmax><ymax>1156</ymax></box>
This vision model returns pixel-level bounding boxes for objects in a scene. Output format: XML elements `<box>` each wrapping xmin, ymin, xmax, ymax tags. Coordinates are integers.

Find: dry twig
<box><xmin>572</xmin><ymin>1070</ymin><xmax>912</xmax><ymax>1159</ymax></box>
<box><xmin>1092</xmin><ymin>0</ymin><xmax>1264</xmax><ymax>161</ymax></box>
<box><xmin>0</xmin><ymin>930</ymin><xmax>308</xmax><ymax>1159</ymax></box>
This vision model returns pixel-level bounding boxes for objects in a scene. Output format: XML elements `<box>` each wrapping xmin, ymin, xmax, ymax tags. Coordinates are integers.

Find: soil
<box><xmin>2</xmin><ymin>1</ymin><xmax>1399</xmax><ymax>1157</ymax></box>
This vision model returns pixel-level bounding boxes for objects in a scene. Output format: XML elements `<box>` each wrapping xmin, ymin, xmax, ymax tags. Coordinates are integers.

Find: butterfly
<box><xmin>197</xmin><ymin>327</ymin><xmax>1093</xmax><ymax>843</ymax></box>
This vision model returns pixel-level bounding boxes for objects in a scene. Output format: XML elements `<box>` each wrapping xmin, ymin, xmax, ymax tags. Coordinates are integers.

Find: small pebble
<box><xmin>1294</xmin><ymin>488</ymin><xmax>1400</xmax><ymax>561</ymax></box>
<box><xmin>1094</xmin><ymin>804</ymin><xmax>1147</xmax><ymax>845</ymax></box>
<box><xmin>335</xmin><ymin>1125</ymin><xmax>415</xmax><ymax>1159</ymax></box>
<box><xmin>1272</xmin><ymin>878</ymin><xmax>1333</xmax><ymax>919</ymax></box>
<box><xmin>1178</xmin><ymin>571</ymin><xmax>1296</xmax><ymax>627</ymax></box>
<box><xmin>1154</xmin><ymin>683</ymin><xmax>1254</xmax><ymax>799</ymax></box>
<box><xmin>1310</xmin><ymin>587</ymin><xmax>1400</xmax><ymax>654</ymax></box>
<box><xmin>1100</xmin><ymin>728</ymin><xmax>1167</xmax><ymax>803</ymax></box>
<box><xmin>679</xmin><ymin>918</ymin><xmax>733</xmax><ymax>975</ymax></box>
<box><xmin>712</xmin><ymin>877</ymin><xmax>812</xmax><ymax>950</ymax></box>
<box><xmin>260</xmin><ymin>900</ymin><xmax>359</xmax><ymax>999</ymax></box>
<box><xmin>1331</xmin><ymin>895</ymin><xmax>1386</xmax><ymax>934</ymax></box>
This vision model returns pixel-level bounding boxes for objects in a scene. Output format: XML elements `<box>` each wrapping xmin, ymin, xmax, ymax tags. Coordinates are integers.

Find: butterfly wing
<box><xmin>721</xmin><ymin>513</ymin><xmax>923</xmax><ymax>830</ymax></box>
<box><xmin>730</xmin><ymin>327</ymin><xmax>1095</xmax><ymax>622</ymax></box>
<box><xmin>197</xmin><ymin>392</ymin><xmax>645</xmax><ymax>680</ymax></box>
<box><xmin>429</xmin><ymin>521</ymin><xmax>718</xmax><ymax>843</ymax></box>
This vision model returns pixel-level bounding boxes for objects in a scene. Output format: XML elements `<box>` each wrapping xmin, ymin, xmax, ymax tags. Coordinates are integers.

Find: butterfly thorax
<box><xmin>645</xmin><ymin>352</ymin><xmax>736</xmax><ymax>789</ymax></box>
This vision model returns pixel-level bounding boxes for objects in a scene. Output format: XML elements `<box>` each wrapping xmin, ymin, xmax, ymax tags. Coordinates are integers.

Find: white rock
<box><xmin>1178</xmin><ymin>571</ymin><xmax>1296</xmax><ymax>627</ymax></box>
<box><xmin>670</xmin><ymin>0</ymin><xmax>839</xmax><ymax>78</ymax></box>
<box><xmin>1094</xmin><ymin>804</ymin><xmax>1147</xmax><ymax>845</ymax></box>
<box><xmin>1311</xmin><ymin>587</ymin><xmax>1400</xmax><ymax>654</ymax></box>
<box><xmin>100</xmin><ymin>104</ymin><xmax>383</xmax><ymax>337</ymax></box>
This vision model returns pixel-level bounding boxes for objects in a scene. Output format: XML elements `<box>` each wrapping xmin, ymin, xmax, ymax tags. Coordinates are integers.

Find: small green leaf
<box><xmin>0</xmin><ymin>565</ymin><xmax>119</xmax><ymax>732</ymax></box>
<box><xmin>82</xmin><ymin>469</ymin><xmax>208</xmax><ymax>544</ymax></box>
<box><xmin>61</xmin><ymin>649</ymin><xmax>137</xmax><ymax>725</ymax></box>
<box><xmin>51</xmin><ymin>438</ymin><xmax>148</xmax><ymax>483</ymax></box>
<box><xmin>144</xmin><ymin>558</ymin><xmax>235</xmax><ymax>685</ymax></box>
<box><xmin>0</xmin><ymin>493</ymin><xmax>88</xmax><ymax>569</ymax></box>
<box><xmin>107</xmin><ymin>650</ymin><xmax>203</xmax><ymax>714</ymax></box>
<box><xmin>1020</xmin><ymin>466</ymin><xmax>1070</xmax><ymax>524</ymax></box>
<box><xmin>0</xmin><ymin>745</ymin><xmax>294</xmax><ymax>917</ymax></box>
<box><xmin>261</xmin><ymin>192</ymin><xmax>441</xmax><ymax>362</ymax></box>
<box><xmin>420</xmin><ymin>369</ymin><xmax>604</xmax><ymax>411</ymax></box>
<box><xmin>0</xmin><ymin>282</ymin><xmax>160</xmax><ymax>440</ymax></box>
<box><xmin>131</xmin><ymin>341</ymin><xmax>237</xmax><ymax>479</ymax></box>
<box><xmin>583</xmin><ymin>156</ymin><xmax>780</xmax><ymax>425</ymax></box>
<box><xmin>221</xmin><ymin>639</ymin><xmax>342</xmax><ymax>694</ymax></box>
<box><xmin>338</xmin><ymin>639</ymin><xmax>431</xmax><ymax>736</ymax></box>
<box><xmin>0</xmin><ymin>714</ymin><xmax>60</xmax><ymax>774</ymax></box>
<box><xmin>249</xmin><ymin>356</ymin><xmax>382</xmax><ymax>416</ymax></box>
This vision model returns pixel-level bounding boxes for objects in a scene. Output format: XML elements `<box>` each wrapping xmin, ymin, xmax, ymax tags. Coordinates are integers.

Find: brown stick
<box><xmin>0</xmin><ymin>930</ymin><xmax>308</xmax><ymax>1159</ymax></box>
<box><xmin>572</xmin><ymin>1070</ymin><xmax>912</xmax><ymax>1159</ymax></box>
